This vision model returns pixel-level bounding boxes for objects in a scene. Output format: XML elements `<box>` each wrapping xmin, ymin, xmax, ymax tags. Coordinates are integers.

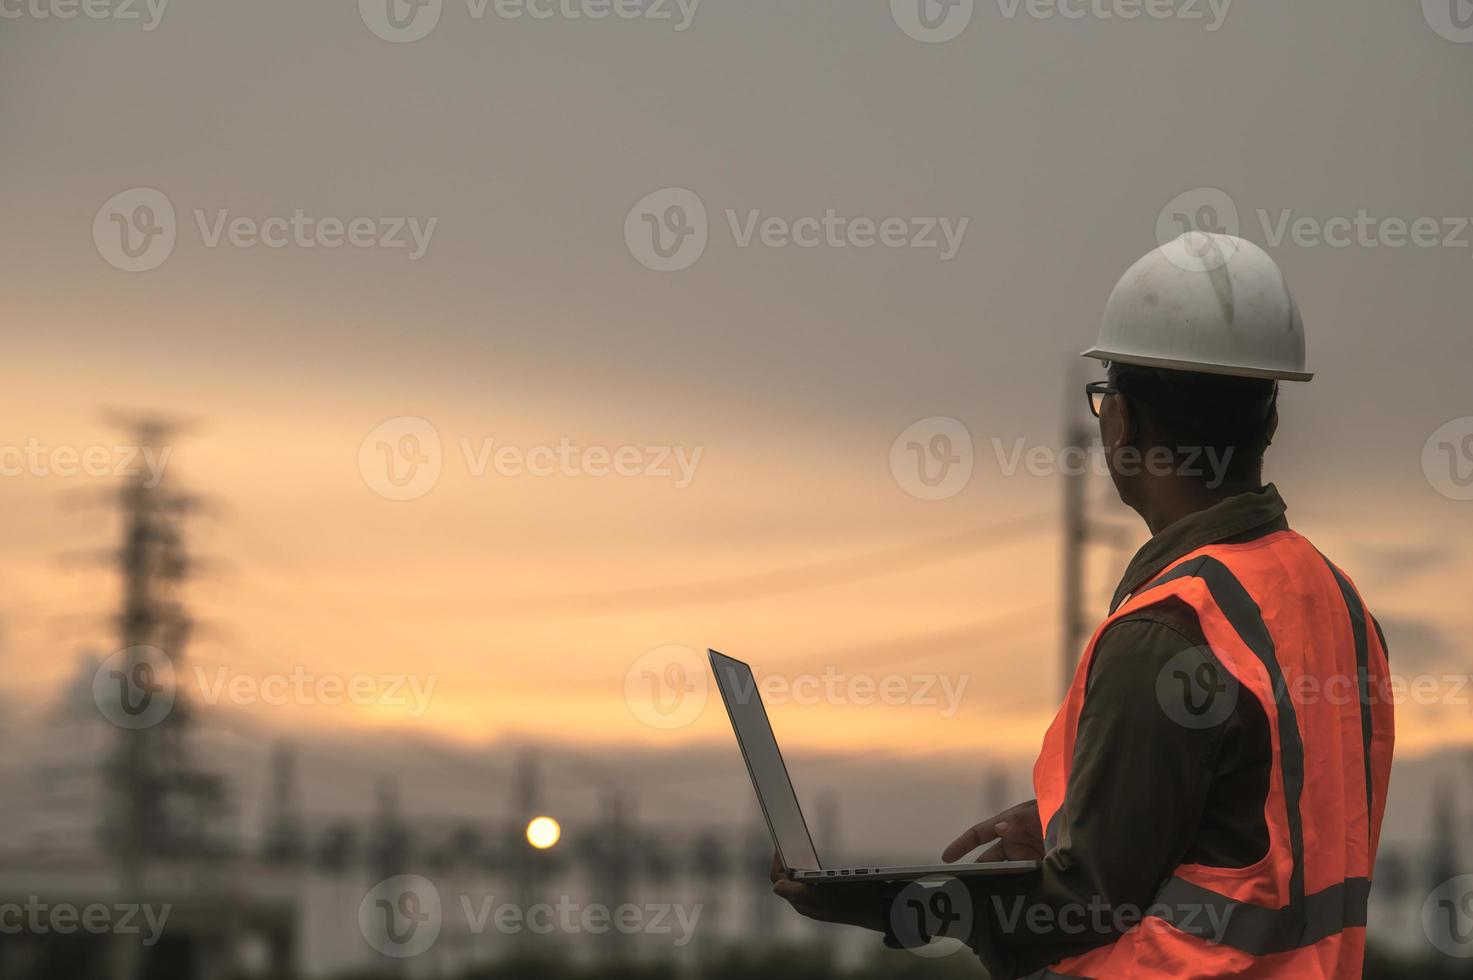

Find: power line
<box><xmin>213</xmin><ymin>509</ymin><xmax>1058</xmax><ymax>618</ymax></box>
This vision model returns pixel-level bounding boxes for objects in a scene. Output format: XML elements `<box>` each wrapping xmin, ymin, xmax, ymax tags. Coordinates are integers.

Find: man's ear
<box><xmin>1105</xmin><ymin>393</ymin><xmax>1136</xmax><ymax>452</ymax></box>
<box><xmin>1265</xmin><ymin>406</ymin><xmax>1279</xmax><ymax>448</ymax></box>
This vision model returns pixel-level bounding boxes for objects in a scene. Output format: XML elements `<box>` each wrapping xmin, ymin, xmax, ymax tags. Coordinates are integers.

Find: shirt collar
<box><xmin>1110</xmin><ymin>484</ymin><xmax>1290</xmax><ymax>613</ymax></box>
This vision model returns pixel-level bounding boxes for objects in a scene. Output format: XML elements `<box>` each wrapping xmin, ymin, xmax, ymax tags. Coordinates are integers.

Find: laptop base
<box><xmin>794</xmin><ymin>860</ymin><xmax>1038</xmax><ymax>883</ymax></box>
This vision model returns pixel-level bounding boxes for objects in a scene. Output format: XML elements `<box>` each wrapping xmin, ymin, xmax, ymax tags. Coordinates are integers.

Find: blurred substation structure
<box><xmin>0</xmin><ymin>421</ymin><xmax>873</xmax><ymax>980</ymax></box>
<box><xmin>0</xmin><ymin>410</ymin><xmax>1454</xmax><ymax>979</ymax></box>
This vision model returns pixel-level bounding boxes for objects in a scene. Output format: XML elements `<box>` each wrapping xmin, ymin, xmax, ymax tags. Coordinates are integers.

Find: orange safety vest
<box><xmin>1031</xmin><ymin>529</ymin><xmax>1394</xmax><ymax>979</ymax></box>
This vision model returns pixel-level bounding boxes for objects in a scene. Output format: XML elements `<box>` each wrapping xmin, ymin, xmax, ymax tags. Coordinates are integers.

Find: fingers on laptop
<box><xmin>944</xmin><ymin>805</ymin><xmax>1046</xmax><ymax>863</ymax></box>
<box><xmin>942</xmin><ymin>820</ymin><xmax>1002</xmax><ymax>863</ymax></box>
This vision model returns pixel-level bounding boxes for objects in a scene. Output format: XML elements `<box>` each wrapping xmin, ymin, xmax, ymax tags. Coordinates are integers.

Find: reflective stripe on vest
<box><xmin>1029</xmin><ymin>531</ymin><xmax>1390</xmax><ymax>978</ymax></box>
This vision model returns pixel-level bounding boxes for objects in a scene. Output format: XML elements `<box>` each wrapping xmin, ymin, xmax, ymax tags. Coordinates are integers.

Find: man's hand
<box><xmin>769</xmin><ymin>853</ymin><xmax>887</xmax><ymax>932</ymax></box>
<box><xmin>942</xmin><ymin>799</ymin><xmax>1045</xmax><ymax>864</ymax></box>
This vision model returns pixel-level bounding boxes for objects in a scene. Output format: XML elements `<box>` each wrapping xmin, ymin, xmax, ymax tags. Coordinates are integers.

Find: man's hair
<box><xmin>1107</xmin><ymin>363</ymin><xmax>1278</xmax><ymax>487</ymax></box>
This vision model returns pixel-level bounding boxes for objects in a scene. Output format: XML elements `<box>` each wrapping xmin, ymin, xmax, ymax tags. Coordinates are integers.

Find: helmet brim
<box><xmin>1081</xmin><ymin>347</ymin><xmax>1314</xmax><ymax>383</ymax></box>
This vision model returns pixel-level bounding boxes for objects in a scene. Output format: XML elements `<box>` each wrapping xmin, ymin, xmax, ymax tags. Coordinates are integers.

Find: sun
<box><xmin>526</xmin><ymin>816</ymin><xmax>561</xmax><ymax>850</ymax></box>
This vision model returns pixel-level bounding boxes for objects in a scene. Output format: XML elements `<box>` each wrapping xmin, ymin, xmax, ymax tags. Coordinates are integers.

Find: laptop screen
<box><xmin>708</xmin><ymin>650</ymin><xmax>821</xmax><ymax>871</ymax></box>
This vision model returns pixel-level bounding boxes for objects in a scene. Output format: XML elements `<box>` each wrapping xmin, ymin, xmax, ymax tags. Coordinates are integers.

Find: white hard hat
<box><xmin>1083</xmin><ymin>232</ymin><xmax>1312</xmax><ymax>382</ymax></box>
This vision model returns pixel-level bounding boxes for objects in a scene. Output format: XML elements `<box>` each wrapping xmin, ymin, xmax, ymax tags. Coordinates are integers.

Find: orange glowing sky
<box><xmin>3</xmin><ymin>0</ymin><xmax>1471</xmax><ymax>768</ymax></box>
<box><xmin>2</xmin><ymin>347</ymin><xmax>1470</xmax><ymax>765</ymax></box>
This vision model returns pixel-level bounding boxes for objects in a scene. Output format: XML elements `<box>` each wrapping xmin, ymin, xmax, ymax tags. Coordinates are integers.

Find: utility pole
<box><xmin>1060</xmin><ymin>371</ymin><xmax>1130</xmax><ymax>698</ymax></box>
<box><xmin>1060</xmin><ymin>407</ymin><xmax>1089</xmax><ymax>700</ymax></box>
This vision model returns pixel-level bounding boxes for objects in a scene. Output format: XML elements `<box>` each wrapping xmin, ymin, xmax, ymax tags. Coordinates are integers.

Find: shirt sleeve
<box><xmin>966</xmin><ymin>613</ymin><xmax>1237</xmax><ymax>978</ymax></box>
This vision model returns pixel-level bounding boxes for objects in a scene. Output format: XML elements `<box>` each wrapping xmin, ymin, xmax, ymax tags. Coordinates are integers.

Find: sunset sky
<box><xmin>2</xmin><ymin>0</ymin><xmax>1471</xmax><ymax>774</ymax></box>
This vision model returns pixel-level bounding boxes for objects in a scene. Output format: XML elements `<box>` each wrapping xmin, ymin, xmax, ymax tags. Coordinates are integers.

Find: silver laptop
<box><xmin>709</xmin><ymin>649</ymin><xmax>1040</xmax><ymax>883</ymax></box>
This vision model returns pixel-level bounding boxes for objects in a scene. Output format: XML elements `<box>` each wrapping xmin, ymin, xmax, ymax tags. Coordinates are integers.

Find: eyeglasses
<box><xmin>1086</xmin><ymin>382</ymin><xmax>1118</xmax><ymax>419</ymax></box>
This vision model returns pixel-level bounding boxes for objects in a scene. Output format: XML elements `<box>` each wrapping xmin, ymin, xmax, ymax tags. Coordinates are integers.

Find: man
<box><xmin>772</xmin><ymin>232</ymin><xmax>1394</xmax><ymax>978</ymax></box>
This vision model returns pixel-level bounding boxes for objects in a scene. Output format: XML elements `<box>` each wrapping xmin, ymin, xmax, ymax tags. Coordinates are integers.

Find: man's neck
<box><xmin>1138</xmin><ymin>480</ymin><xmax>1263</xmax><ymax>536</ymax></box>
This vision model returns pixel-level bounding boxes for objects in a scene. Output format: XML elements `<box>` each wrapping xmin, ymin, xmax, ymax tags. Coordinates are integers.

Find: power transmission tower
<box><xmin>102</xmin><ymin>419</ymin><xmax>224</xmax><ymax>854</ymax></box>
<box><xmin>99</xmin><ymin>418</ymin><xmax>222</xmax><ymax>980</ymax></box>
